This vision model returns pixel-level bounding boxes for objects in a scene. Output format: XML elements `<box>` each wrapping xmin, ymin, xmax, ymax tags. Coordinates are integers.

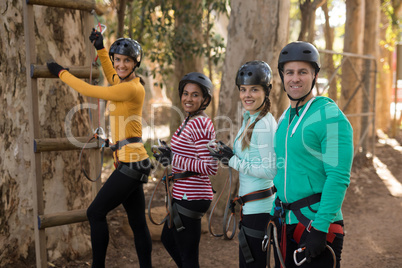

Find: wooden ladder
<box><xmin>23</xmin><ymin>1</ymin><xmax>104</xmax><ymax>267</ymax></box>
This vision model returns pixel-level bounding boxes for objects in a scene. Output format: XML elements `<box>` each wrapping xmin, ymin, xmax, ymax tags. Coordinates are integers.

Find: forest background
<box><xmin>1</xmin><ymin>0</ymin><xmax>402</xmax><ymax>267</ymax></box>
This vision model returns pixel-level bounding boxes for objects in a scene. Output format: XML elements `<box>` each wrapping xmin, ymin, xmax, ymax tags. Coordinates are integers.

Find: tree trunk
<box><xmin>1</xmin><ymin>1</ymin><xmax>94</xmax><ymax>265</ymax></box>
<box><xmin>212</xmin><ymin>0</ymin><xmax>290</xmax><ymax>214</ymax></box>
<box><xmin>170</xmin><ymin>0</ymin><xmax>204</xmax><ymax>137</ymax></box>
<box><xmin>298</xmin><ymin>0</ymin><xmax>326</xmax><ymax>42</ymax></box>
<box><xmin>322</xmin><ymin>2</ymin><xmax>337</xmax><ymax>101</ymax></box>
<box><xmin>361</xmin><ymin>0</ymin><xmax>380</xmax><ymax>153</ymax></box>
<box><xmin>340</xmin><ymin>0</ymin><xmax>365</xmax><ymax>148</ymax></box>
<box><xmin>376</xmin><ymin>7</ymin><xmax>393</xmax><ymax>132</ymax></box>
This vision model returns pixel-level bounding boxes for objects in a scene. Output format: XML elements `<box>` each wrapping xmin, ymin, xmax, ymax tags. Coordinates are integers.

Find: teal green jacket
<box><xmin>273</xmin><ymin>96</ymin><xmax>353</xmax><ymax>232</ymax></box>
<box><xmin>229</xmin><ymin>111</ymin><xmax>277</xmax><ymax>215</ymax></box>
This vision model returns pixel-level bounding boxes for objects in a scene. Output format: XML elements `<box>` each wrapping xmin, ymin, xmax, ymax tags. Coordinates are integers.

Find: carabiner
<box><xmin>206</xmin><ymin>139</ymin><xmax>225</xmax><ymax>154</ymax></box>
<box><xmin>262</xmin><ymin>234</ymin><xmax>270</xmax><ymax>252</ymax></box>
<box><xmin>293</xmin><ymin>247</ymin><xmax>306</xmax><ymax>266</ymax></box>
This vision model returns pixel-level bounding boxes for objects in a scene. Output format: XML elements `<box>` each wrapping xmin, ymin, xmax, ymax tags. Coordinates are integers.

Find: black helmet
<box><xmin>278</xmin><ymin>41</ymin><xmax>320</xmax><ymax>74</ymax></box>
<box><xmin>178</xmin><ymin>72</ymin><xmax>213</xmax><ymax>111</ymax></box>
<box><xmin>178</xmin><ymin>72</ymin><xmax>213</xmax><ymax>99</ymax></box>
<box><xmin>109</xmin><ymin>38</ymin><xmax>143</xmax><ymax>68</ymax></box>
<box><xmin>236</xmin><ymin>60</ymin><xmax>272</xmax><ymax>95</ymax></box>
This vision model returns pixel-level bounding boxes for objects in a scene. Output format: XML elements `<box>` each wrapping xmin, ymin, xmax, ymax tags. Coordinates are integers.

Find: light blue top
<box><xmin>229</xmin><ymin>110</ymin><xmax>277</xmax><ymax>215</ymax></box>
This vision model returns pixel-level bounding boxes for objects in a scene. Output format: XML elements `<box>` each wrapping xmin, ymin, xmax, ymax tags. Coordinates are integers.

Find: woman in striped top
<box><xmin>153</xmin><ymin>72</ymin><xmax>218</xmax><ymax>268</ymax></box>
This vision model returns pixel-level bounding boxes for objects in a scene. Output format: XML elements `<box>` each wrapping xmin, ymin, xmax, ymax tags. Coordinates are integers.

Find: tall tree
<box><xmin>212</xmin><ymin>0</ymin><xmax>290</xmax><ymax>211</ymax></box>
<box><xmin>361</xmin><ymin>0</ymin><xmax>380</xmax><ymax>151</ymax></box>
<box><xmin>169</xmin><ymin>0</ymin><xmax>205</xmax><ymax>135</ymax></box>
<box><xmin>298</xmin><ymin>0</ymin><xmax>327</xmax><ymax>42</ymax></box>
<box><xmin>1</xmin><ymin>1</ymin><xmax>95</xmax><ymax>265</ymax></box>
<box><xmin>340</xmin><ymin>0</ymin><xmax>365</xmax><ymax>148</ymax></box>
<box><xmin>322</xmin><ymin>2</ymin><xmax>338</xmax><ymax>101</ymax></box>
<box><xmin>377</xmin><ymin>0</ymin><xmax>401</xmax><ymax>132</ymax></box>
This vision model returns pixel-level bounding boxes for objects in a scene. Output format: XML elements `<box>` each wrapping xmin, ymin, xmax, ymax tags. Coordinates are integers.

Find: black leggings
<box><xmin>161</xmin><ymin>199</ymin><xmax>211</xmax><ymax>268</ymax></box>
<box><xmin>239</xmin><ymin>213</ymin><xmax>276</xmax><ymax>268</ymax></box>
<box><xmin>86</xmin><ymin>159</ymin><xmax>152</xmax><ymax>268</ymax></box>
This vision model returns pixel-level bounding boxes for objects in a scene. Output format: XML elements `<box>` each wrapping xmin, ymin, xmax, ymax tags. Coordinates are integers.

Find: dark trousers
<box><xmin>161</xmin><ymin>199</ymin><xmax>211</xmax><ymax>268</ymax></box>
<box><xmin>86</xmin><ymin>159</ymin><xmax>152</xmax><ymax>268</ymax></box>
<box><xmin>284</xmin><ymin>223</ymin><xmax>344</xmax><ymax>268</ymax></box>
<box><xmin>239</xmin><ymin>213</ymin><xmax>280</xmax><ymax>268</ymax></box>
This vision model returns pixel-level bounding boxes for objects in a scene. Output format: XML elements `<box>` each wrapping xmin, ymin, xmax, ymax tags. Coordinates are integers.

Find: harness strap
<box><xmin>275</xmin><ymin>193</ymin><xmax>321</xmax><ymax>228</ymax></box>
<box><xmin>238</xmin><ymin>224</ymin><xmax>266</xmax><ymax>264</ymax></box>
<box><xmin>116</xmin><ymin>163</ymin><xmax>148</xmax><ymax>183</ymax></box>
<box><xmin>293</xmin><ymin>221</ymin><xmax>344</xmax><ymax>244</ymax></box>
<box><xmin>230</xmin><ymin>186</ymin><xmax>276</xmax><ymax>219</ymax></box>
<box><xmin>110</xmin><ymin>137</ymin><xmax>142</xmax><ymax>152</ymax></box>
<box><xmin>171</xmin><ymin>203</ymin><xmax>205</xmax><ymax>232</ymax></box>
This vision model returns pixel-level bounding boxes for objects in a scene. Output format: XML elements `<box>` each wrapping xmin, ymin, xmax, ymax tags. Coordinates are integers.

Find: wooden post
<box><xmin>30</xmin><ymin>65</ymin><xmax>100</xmax><ymax>79</ymax></box>
<box><xmin>27</xmin><ymin>0</ymin><xmax>103</xmax><ymax>14</ymax></box>
<box><xmin>34</xmin><ymin>137</ymin><xmax>100</xmax><ymax>152</ymax></box>
<box><xmin>23</xmin><ymin>1</ymin><xmax>47</xmax><ymax>267</ymax></box>
<box><xmin>38</xmin><ymin>210</ymin><xmax>88</xmax><ymax>229</ymax></box>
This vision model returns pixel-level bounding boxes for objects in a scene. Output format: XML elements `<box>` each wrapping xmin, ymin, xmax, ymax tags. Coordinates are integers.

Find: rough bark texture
<box><xmin>170</xmin><ymin>0</ymin><xmax>204</xmax><ymax>137</ymax></box>
<box><xmin>1</xmin><ymin>1</ymin><xmax>95</xmax><ymax>265</ymax></box>
<box><xmin>322</xmin><ymin>2</ymin><xmax>337</xmax><ymax>101</ymax></box>
<box><xmin>361</xmin><ymin>0</ymin><xmax>380</xmax><ymax>152</ymax></box>
<box><xmin>340</xmin><ymin>0</ymin><xmax>364</xmax><ymax>148</ymax></box>
<box><xmin>298</xmin><ymin>0</ymin><xmax>326</xmax><ymax>43</ymax></box>
<box><xmin>212</xmin><ymin>0</ymin><xmax>290</xmax><ymax>213</ymax></box>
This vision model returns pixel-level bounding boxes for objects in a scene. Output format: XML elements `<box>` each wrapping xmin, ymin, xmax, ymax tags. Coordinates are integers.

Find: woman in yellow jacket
<box><xmin>47</xmin><ymin>30</ymin><xmax>152</xmax><ymax>268</ymax></box>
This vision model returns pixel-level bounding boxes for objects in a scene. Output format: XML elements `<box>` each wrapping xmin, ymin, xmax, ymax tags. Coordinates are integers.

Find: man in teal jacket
<box><xmin>272</xmin><ymin>41</ymin><xmax>353</xmax><ymax>268</ymax></box>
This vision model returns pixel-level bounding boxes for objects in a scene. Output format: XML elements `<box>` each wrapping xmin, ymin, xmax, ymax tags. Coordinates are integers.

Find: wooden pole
<box><xmin>30</xmin><ymin>64</ymin><xmax>100</xmax><ymax>79</ymax></box>
<box><xmin>38</xmin><ymin>210</ymin><xmax>88</xmax><ymax>229</ymax></box>
<box><xmin>34</xmin><ymin>137</ymin><xmax>101</xmax><ymax>152</ymax></box>
<box><xmin>26</xmin><ymin>0</ymin><xmax>104</xmax><ymax>15</ymax></box>
<box><xmin>23</xmin><ymin>1</ymin><xmax>47</xmax><ymax>267</ymax></box>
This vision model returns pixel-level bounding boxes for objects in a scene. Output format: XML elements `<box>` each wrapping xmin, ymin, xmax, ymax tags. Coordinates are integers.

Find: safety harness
<box><xmin>148</xmin><ymin>169</ymin><xmax>206</xmax><ymax>231</ymax></box>
<box><xmin>273</xmin><ymin>194</ymin><xmax>343</xmax><ymax>267</ymax></box>
<box><xmin>229</xmin><ymin>186</ymin><xmax>276</xmax><ymax>264</ymax></box>
<box><xmin>79</xmin><ymin>132</ymin><xmax>145</xmax><ymax>182</ymax></box>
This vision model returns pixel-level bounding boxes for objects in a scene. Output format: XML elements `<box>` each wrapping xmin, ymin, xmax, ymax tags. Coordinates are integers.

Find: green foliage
<box><xmin>105</xmin><ymin>0</ymin><xmax>229</xmax><ymax>80</ymax></box>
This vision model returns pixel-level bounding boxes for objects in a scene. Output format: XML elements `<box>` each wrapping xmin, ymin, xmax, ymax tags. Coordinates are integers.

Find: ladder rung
<box><xmin>34</xmin><ymin>137</ymin><xmax>100</xmax><ymax>153</ymax></box>
<box><xmin>26</xmin><ymin>0</ymin><xmax>104</xmax><ymax>15</ymax></box>
<box><xmin>31</xmin><ymin>64</ymin><xmax>100</xmax><ymax>79</ymax></box>
<box><xmin>38</xmin><ymin>209</ymin><xmax>88</xmax><ymax>229</ymax></box>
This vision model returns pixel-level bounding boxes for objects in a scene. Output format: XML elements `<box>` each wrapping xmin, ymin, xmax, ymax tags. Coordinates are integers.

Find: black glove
<box><xmin>209</xmin><ymin>141</ymin><xmax>234</xmax><ymax>166</ymax></box>
<box><xmin>89</xmin><ymin>28</ymin><xmax>104</xmax><ymax>50</ymax></box>
<box><xmin>304</xmin><ymin>228</ymin><xmax>327</xmax><ymax>263</ymax></box>
<box><xmin>153</xmin><ymin>141</ymin><xmax>173</xmax><ymax>167</ymax></box>
<box><xmin>47</xmin><ymin>61</ymin><xmax>66</xmax><ymax>77</ymax></box>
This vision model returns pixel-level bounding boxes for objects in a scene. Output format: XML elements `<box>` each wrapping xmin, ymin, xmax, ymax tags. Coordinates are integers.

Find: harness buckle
<box><xmin>261</xmin><ymin>235</ymin><xmax>269</xmax><ymax>252</ymax></box>
<box><xmin>293</xmin><ymin>247</ymin><xmax>307</xmax><ymax>266</ymax></box>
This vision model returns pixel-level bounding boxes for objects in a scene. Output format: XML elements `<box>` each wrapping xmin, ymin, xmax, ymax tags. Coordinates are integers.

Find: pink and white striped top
<box><xmin>170</xmin><ymin>116</ymin><xmax>218</xmax><ymax>200</ymax></box>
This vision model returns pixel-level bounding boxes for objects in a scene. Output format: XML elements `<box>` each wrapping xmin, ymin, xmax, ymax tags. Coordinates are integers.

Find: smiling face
<box><xmin>181</xmin><ymin>83</ymin><xmax>207</xmax><ymax>114</ymax></box>
<box><xmin>282</xmin><ymin>61</ymin><xmax>317</xmax><ymax>107</ymax></box>
<box><xmin>239</xmin><ymin>85</ymin><xmax>266</xmax><ymax>114</ymax></box>
<box><xmin>113</xmin><ymin>53</ymin><xmax>136</xmax><ymax>81</ymax></box>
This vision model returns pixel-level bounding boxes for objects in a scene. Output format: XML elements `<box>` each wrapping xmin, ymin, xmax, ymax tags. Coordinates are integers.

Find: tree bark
<box><xmin>298</xmin><ymin>0</ymin><xmax>326</xmax><ymax>42</ymax></box>
<box><xmin>340</xmin><ymin>0</ymin><xmax>365</xmax><ymax>148</ymax></box>
<box><xmin>361</xmin><ymin>0</ymin><xmax>380</xmax><ymax>152</ymax></box>
<box><xmin>1</xmin><ymin>1</ymin><xmax>94</xmax><ymax>265</ymax></box>
<box><xmin>376</xmin><ymin>3</ymin><xmax>394</xmax><ymax>132</ymax></box>
<box><xmin>170</xmin><ymin>0</ymin><xmax>204</xmax><ymax>136</ymax></box>
<box><xmin>322</xmin><ymin>2</ymin><xmax>337</xmax><ymax>101</ymax></box>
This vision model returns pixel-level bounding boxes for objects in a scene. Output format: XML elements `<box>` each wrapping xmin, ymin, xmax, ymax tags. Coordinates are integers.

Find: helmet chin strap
<box><xmin>287</xmin><ymin>77</ymin><xmax>316</xmax><ymax>116</ymax></box>
<box><xmin>118</xmin><ymin>68</ymin><xmax>136</xmax><ymax>81</ymax></box>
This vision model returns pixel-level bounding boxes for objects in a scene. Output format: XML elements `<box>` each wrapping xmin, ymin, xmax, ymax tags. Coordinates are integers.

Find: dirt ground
<box><xmin>20</xmin><ymin>131</ymin><xmax>402</xmax><ymax>267</ymax></box>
